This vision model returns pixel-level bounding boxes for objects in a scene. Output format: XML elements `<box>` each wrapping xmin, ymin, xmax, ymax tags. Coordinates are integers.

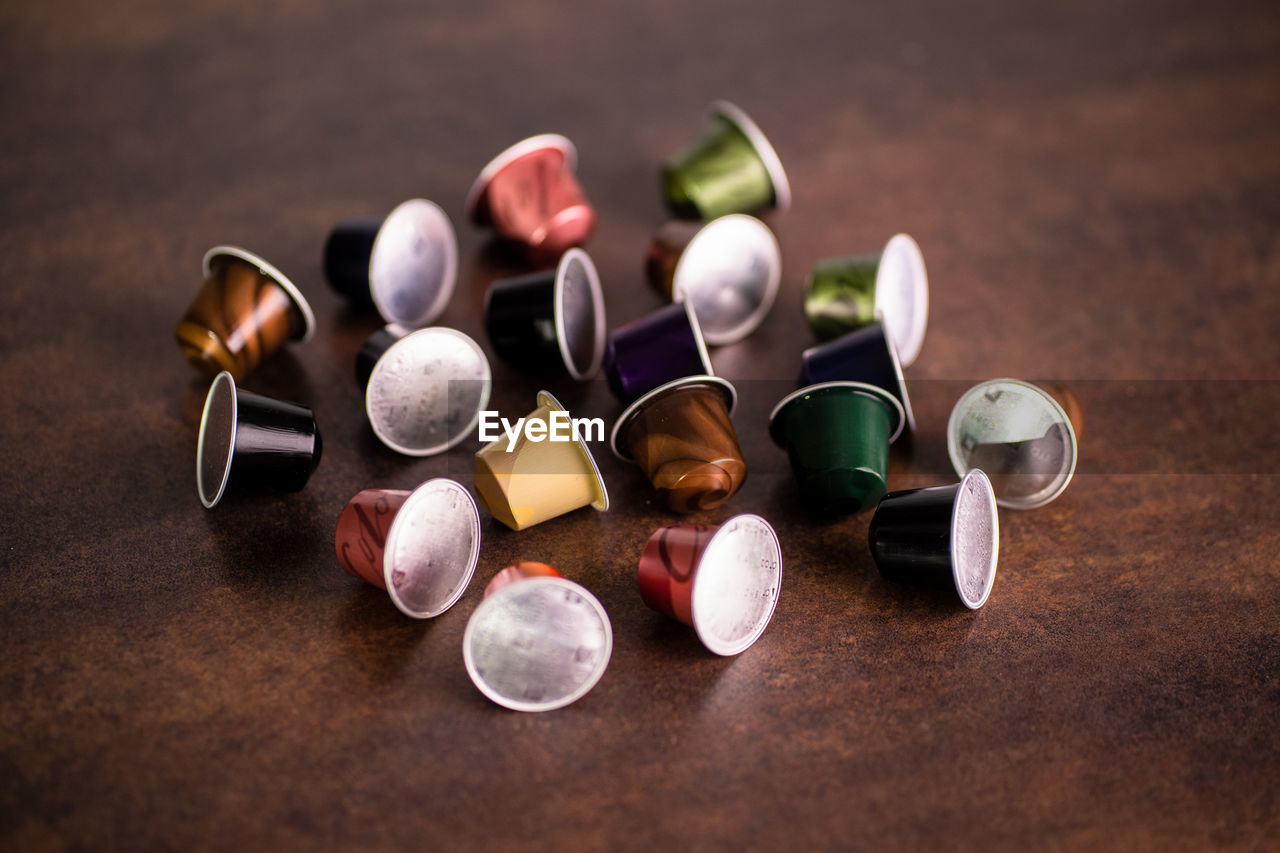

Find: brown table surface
<box><xmin>2</xmin><ymin>1</ymin><xmax>1278</xmax><ymax>849</ymax></box>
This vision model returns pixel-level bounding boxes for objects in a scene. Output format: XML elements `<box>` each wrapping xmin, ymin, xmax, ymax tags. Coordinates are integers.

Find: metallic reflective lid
<box><xmin>947</xmin><ymin>378</ymin><xmax>1077</xmax><ymax>509</ymax></box>
<box><xmin>368</xmin><ymin>199</ymin><xmax>458</xmax><ymax>328</ymax></box>
<box><xmin>382</xmin><ymin>478</ymin><xmax>481</xmax><ymax>618</ymax></box>
<box><xmin>463</xmin><ymin>575</ymin><xmax>613</xmax><ymax>712</ymax></box>
<box><xmin>365</xmin><ymin>327</ymin><xmax>492</xmax><ymax>456</ymax></box>
<box><xmin>672</xmin><ymin>215</ymin><xmax>781</xmax><ymax>346</ymax></box>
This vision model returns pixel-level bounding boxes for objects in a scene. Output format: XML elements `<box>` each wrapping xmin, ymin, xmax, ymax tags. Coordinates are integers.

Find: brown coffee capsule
<box><xmin>464</xmin><ymin>134</ymin><xmax>596</xmax><ymax>262</ymax></box>
<box><xmin>610</xmin><ymin>375</ymin><xmax>746</xmax><ymax>514</ymax></box>
<box><xmin>644</xmin><ymin>215</ymin><xmax>781</xmax><ymax>346</ymax></box>
<box><xmin>333</xmin><ymin>478</ymin><xmax>481</xmax><ymax>619</ymax></box>
<box><xmin>175</xmin><ymin>246</ymin><xmax>315</xmax><ymax>380</ymax></box>
<box><xmin>1043</xmin><ymin>383</ymin><xmax>1084</xmax><ymax>440</ymax></box>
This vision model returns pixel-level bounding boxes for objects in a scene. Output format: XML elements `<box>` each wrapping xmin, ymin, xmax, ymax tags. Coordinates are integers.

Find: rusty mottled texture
<box><xmin>1</xmin><ymin>0</ymin><xmax>1278</xmax><ymax>850</ymax></box>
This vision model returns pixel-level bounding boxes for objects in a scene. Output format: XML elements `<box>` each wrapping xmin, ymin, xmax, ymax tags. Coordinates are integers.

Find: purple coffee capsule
<box><xmin>603</xmin><ymin>302</ymin><xmax>713</xmax><ymax>404</ymax></box>
<box><xmin>798</xmin><ymin>319</ymin><xmax>916</xmax><ymax>434</ymax></box>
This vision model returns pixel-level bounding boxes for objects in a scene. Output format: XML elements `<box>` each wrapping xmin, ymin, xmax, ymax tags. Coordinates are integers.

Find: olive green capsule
<box><xmin>802</xmin><ymin>233</ymin><xmax>929</xmax><ymax>367</ymax></box>
<box><xmin>804</xmin><ymin>255</ymin><xmax>879</xmax><ymax>338</ymax></box>
<box><xmin>661</xmin><ymin>101</ymin><xmax>791</xmax><ymax>221</ymax></box>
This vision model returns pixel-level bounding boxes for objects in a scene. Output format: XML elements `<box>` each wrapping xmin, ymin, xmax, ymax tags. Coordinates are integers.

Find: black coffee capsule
<box><xmin>354</xmin><ymin>323</ymin><xmax>411</xmax><ymax>388</ymax></box>
<box><xmin>196</xmin><ymin>371</ymin><xmax>322</xmax><ymax>508</ymax></box>
<box><xmin>482</xmin><ymin>247</ymin><xmax>605</xmax><ymax>380</ymax></box>
<box><xmin>323</xmin><ymin>199</ymin><xmax>458</xmax><ymax>328</ymax></box>
<box><xmin>868</xmin><ymin>469</ymin><xmax>999</xmax><ymax>609</ymax></box>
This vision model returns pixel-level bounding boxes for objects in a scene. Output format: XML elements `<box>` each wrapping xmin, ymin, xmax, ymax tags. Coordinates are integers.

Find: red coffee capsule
<box><xmin>334</xmin><ymin>478</ymin><xmax>481</xmax><ymax>619</ymax></box>
<box><xmin>464</xmin><ymin>134</ymin><xmax>596</xmax><ymax>262</ymax></box>
<box><xmin>637</xmin><ymin>513</ymin><xmax>782</xmax><ymax>655</ymax></box>
<box><xmin>482</xmin><ymin>561</ymin><xmax>564</xmax><ymax>597</ymax></box>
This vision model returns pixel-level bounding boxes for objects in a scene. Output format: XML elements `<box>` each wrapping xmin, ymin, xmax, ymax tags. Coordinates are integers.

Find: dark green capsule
<box><xmin>661</xmin><ymin>101</ymin><xmax>791</xmax><ymax>221</ymax></box>
<box><xmin>768</xmin><ymin>381</ymin><xmax>905</xmax><ymax>516</ymax></box>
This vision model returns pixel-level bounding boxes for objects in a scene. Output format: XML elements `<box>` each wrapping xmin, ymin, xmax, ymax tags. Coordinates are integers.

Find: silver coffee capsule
<box><xmin>323</xmin><ymin>199</ymin><xmax>458</xmax><ymax>328</ymax></box>
<box><xmin>646</xmin><ymin>214</ymin><xmax>782</xmax><ymax>346</ymax></box>
<box><xmin>463</xmin><ymin>571</ymin><xmax>612</xmax><ymax>712</ymax></box>
<box><xmin>947</xmin><ymin>378</ymin><xmax>1078</xmax><ymax>509</ymax></box>
<box><xmin>365</xmin><ymin>327</ymin><xmax>492</xmax><ymax>456</ymax></box>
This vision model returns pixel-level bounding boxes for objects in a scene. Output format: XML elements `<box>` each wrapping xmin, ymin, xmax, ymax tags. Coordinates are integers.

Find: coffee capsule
<box><xmin>323</xmin><ymin>199</ymin><xmax>458</xmax><ymax>328</ymax></box>
<box><xmin>1043</xmin><ymin>383</ymin><xmax>1084</xmax><ymax>440</ymax></box>
<box><xmin>354</xmin><ymin>323</ymin><xmax>411</xmax><ymax>388</ymax></box>
<box><xmin>661</xmin><ymin>100</ymin><xmax>791</xmax><ymax>220</ymax></box>
<box><xmin>464</xmin><ymin>133</ymin><xmax>595</xmax><ymax>261</ymax></box>
<box><xmin>483</xmin><ymin>248</ymin><xmax>606</xmax><ymax>380</ymax></box>
<box><xmin>798</xmin><ymin>319</ymin><xmax>916</xmax><ymax>434</ymax></box>
<box><xmin>802</xmin><ymin>233</ymin><xmax>929</xmax><ymax>367</ymax></box>
<box><xmin>196</xmin><ymin>371</ymin><xmax>322</xmax><ymax>509</ymax></box>
<box><xmin>463</xmin><ymin>566</ymin><xmax>613</xmax><ymax>712</ymax></box>
<box><xmin>868</xmin><ymin>468</ymin><xmax>999</xmax><ymax>610</ymax></box>
<box><xmin>769</xmin><ymin>381</ymin><xmax>905</xmax><ymax>516</ymax></box>
<box><xmin>645</xmin><ymin>215</ymin><xmax>781</xmax><ymax>346</ymax></box>
<box><xmin>610</xmin><ymin>375</ymin><xmax>745</xmax><ymax>514</ymax></box>
<box><xmin>334</xmin><ymin>478</ymin><xmax>481</xmax><ymax>619</ymax></box>
<box><xmin>175</xmin><ymin>246</ymin><xmax>315</xmax><ymax>381</ymax></box>
<box><xmin>365</xmin><ymin>327</ymin><xmax>492</xmax><ymax>456</ymax></box>
<box><xmin>473</xmin><ymin>390</ymin><xmax>609</xmax><ymax>531</ymax></box>
<box><xmin>482</xmin><ymin>561</ymin><xmax>563</xmax><ymax>597</ymax></box>
<box><xmin>947</xmin><ymin>378</ymin><xmax>1078</xmax><ymax>509</ymax></box>
<box><xmin>637</xmin><ymin>514</ymin><xmax>782</xmax><ymax>655</ymax></box>
<box><xmin>603</xmin><ymin>302</ymin><xmax>713</xmax><ymax>404</ymax></box>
